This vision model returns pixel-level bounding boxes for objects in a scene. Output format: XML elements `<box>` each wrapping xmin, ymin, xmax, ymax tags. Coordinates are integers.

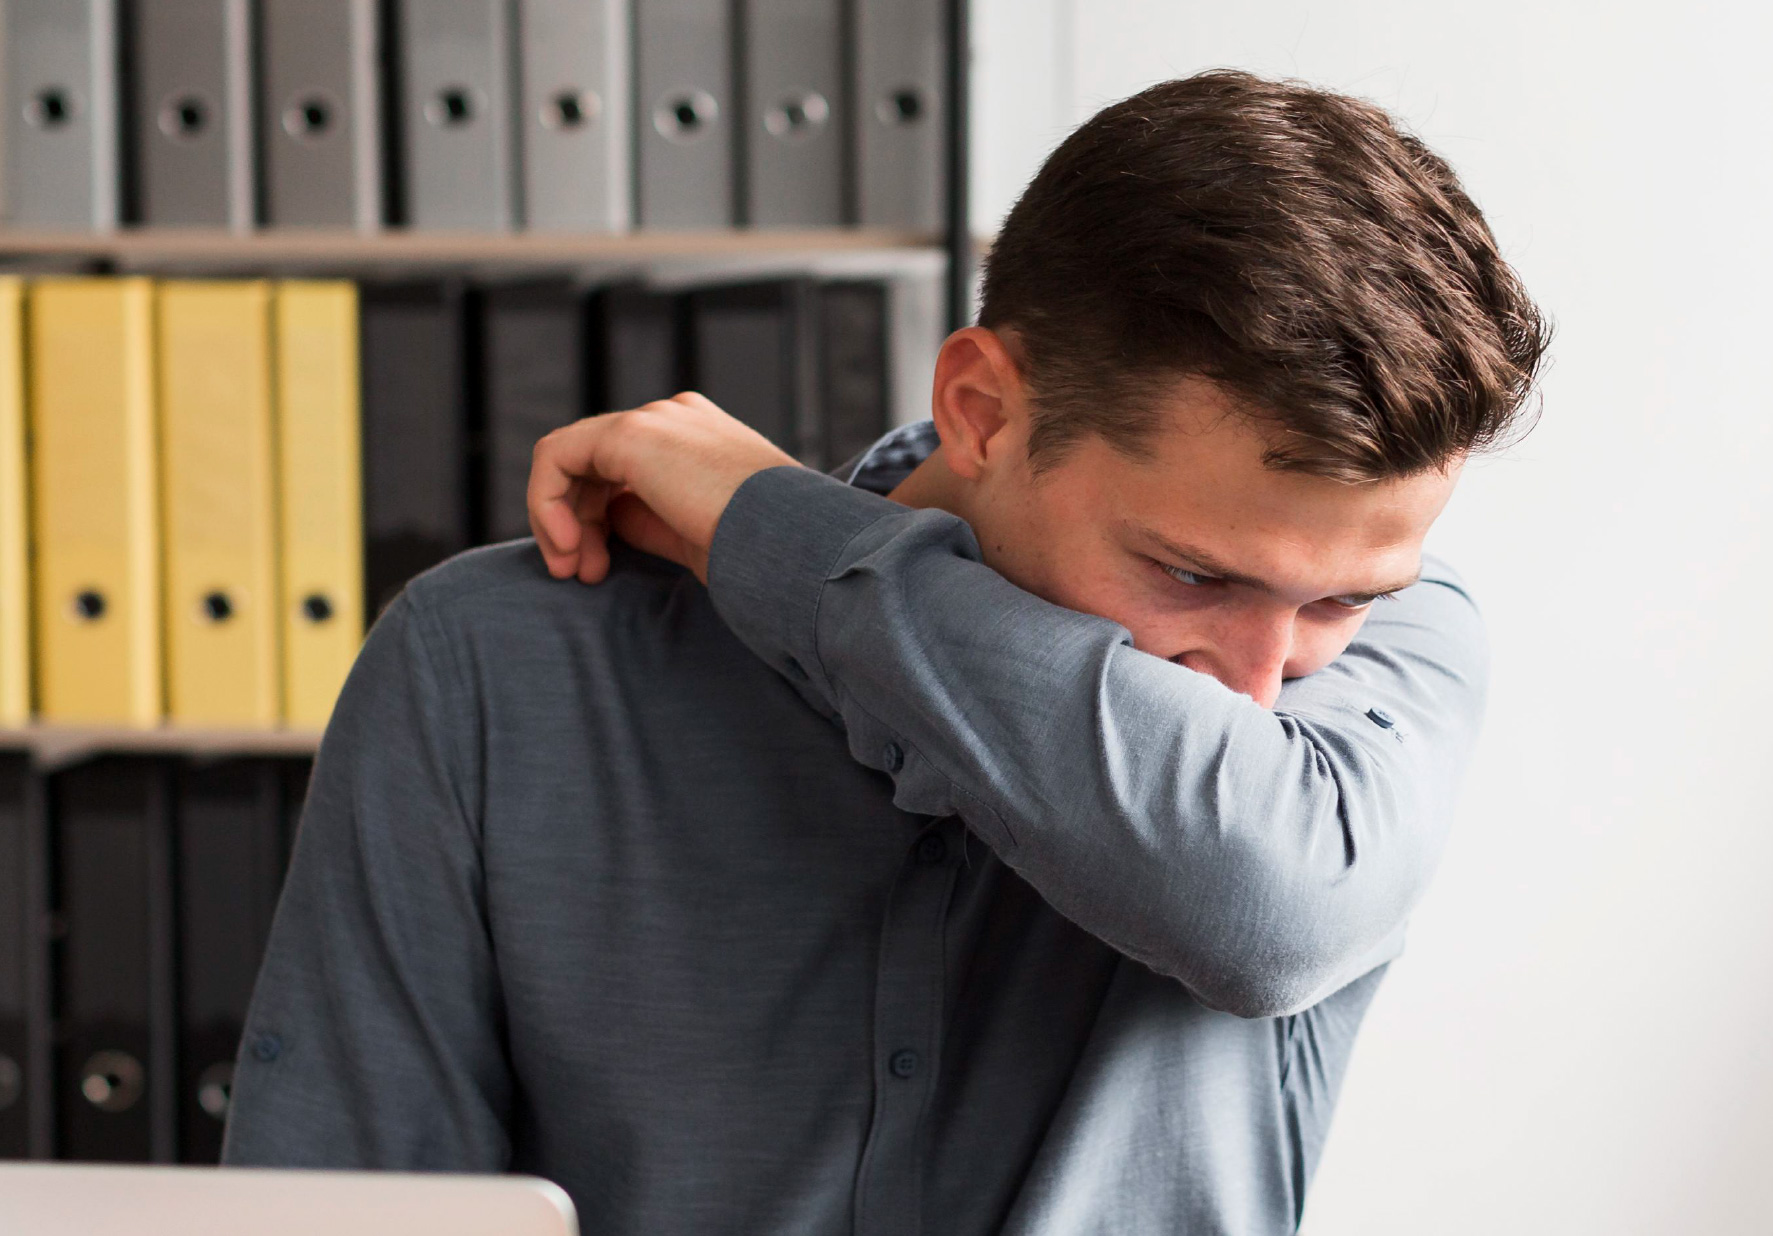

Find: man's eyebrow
<box><xmin>1131</xmin><ymin>525</ymin><xmax>1422</xmax><ymax>598</ymax></box>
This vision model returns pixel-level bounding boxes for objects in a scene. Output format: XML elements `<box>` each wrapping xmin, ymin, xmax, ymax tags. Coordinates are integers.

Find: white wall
<box><xmin>971</xmin><ymin>2</ymin><xmax>1773</xmax><ymax>1231</ymax></box>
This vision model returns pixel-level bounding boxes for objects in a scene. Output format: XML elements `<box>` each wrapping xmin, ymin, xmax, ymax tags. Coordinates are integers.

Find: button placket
<box><xmin>852</xmin><ymin>820</ymin><xmax>959</xmax><ymax>1236</ymax></box>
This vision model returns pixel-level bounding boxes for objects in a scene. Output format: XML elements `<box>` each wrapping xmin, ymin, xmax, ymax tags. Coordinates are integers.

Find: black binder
<box><xmin>818</xmin><ymin>281</ymin><xmax>893</xmax><ymax>469</ymax></box>
<box><xmin>483</xmin><ymin>282</ymin><xmax>593</xmax><ymax>544</ymax></box>
<box><xmin>173</xmin><ymin>760</ymin><xmax>287</xmax><ymax>1164</ymax></box>
<box><xmin>52</xmin><ymin>757</ymin><xmax>177</xmax><ymax>1163</ymax></box>
<box><xmin>359</xmin><ymin>281</ymin><xmax>477</xmax><ymax>623</ymax></box>
<box><xmin>688</xmin><ymin>281</ymin><xmax>822</xmax><ymax>465</ymax></box>
<box><xmin>0</xmin><ymin>753</ymin><xmax>51</xmax><ymax>1159</ymax></box>
<box><xmin>594</xmin><ymin>284</ymin><xmax>685</xmax><ymax>414</ymax></box>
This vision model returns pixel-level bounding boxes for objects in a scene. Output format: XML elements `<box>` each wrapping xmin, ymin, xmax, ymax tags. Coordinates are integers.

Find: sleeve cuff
<box><xmin>706</xmin><ymin>465</ymin><xmax>904</xmax><ymax>692</ymax></box>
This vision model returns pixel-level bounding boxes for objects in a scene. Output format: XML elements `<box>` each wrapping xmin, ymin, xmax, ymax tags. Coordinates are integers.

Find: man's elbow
<box><xmin>1148</xmin><ymin>904</ymin><xmax>1373</xmax><ymax>1020</ymax></box>
<box><xmin>1182</xmin><ymin>963</ymin><xmax>1329</xmax><ymax>1020</ymax></box>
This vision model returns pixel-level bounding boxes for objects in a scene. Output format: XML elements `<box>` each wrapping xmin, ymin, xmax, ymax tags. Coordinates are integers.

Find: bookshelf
<box><xmin>0</xmin><ymin>227</ymin><xmax>947</xmax><ymax>271</ymax></box>
<box><xmin>0</xmin><ymin>0</ymin><xmax>973</xmax><ymax>767</ymax></box>
<box><xmin>0</xmin><ymin>724</ymin><xmax>323</xmax><ymax>772</ymax></box>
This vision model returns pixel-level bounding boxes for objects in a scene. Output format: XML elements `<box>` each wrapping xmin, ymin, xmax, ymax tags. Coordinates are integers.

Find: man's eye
<box><xmin>1158</xmin><ymin>563</ymin><xmax>1213</xmax><ymax>587</ymax></box>
<box><xmin>1325</xmin><ymin>591</ymin><xmax>1395</xmax><ymax>611</ymax></box>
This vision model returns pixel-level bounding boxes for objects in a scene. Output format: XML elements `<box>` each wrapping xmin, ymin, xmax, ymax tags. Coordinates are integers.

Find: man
<box><xmin>224</xmin><ymin>72</ymin><xmax>1547</xmax><ymax>1233</ymax></box>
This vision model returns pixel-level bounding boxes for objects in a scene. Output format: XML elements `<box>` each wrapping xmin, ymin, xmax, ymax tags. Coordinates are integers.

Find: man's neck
<box><xmin>885</xmin><ymin>447</ymin><xmax>965</xmax><ymax>517</ymax></box>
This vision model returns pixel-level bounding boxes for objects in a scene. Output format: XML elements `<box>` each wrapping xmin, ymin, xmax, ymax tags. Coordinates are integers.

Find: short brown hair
<box><xmin>979</xmin><ymin>70</ymin><xmax>1550</xmax><ymax>481</ymax></box>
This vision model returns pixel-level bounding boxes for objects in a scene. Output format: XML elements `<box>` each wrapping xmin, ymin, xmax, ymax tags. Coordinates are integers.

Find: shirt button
<box><xmin>1365</xmin><ymin>707</ymin><xmax>1395</xmax><ymax>729</ymax></box>
<box><xmin>882</xmin><ymin>741</ymin><xmax>905</xmax><ymax>774</ymax></box>
<box><xmin>889</xmin><ymin>1049</ymin><xmax>920</xmax><ymax>1079</ymax></box>
<box><xmin>914</xmin><ymin>832</ymin><xmax>948</xmax><ymax>866</ymax></box>
<box><xmin>250</xmin><ymin>1033</ymin><xmax>282</xmax><ymax>1064</ymax></box>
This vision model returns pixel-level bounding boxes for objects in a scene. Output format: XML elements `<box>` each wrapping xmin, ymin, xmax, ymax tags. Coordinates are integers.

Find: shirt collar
<box><xmin>836</xmin><ymin>420</ymin><xmax>941</xmax><ymax>495</ymax></box>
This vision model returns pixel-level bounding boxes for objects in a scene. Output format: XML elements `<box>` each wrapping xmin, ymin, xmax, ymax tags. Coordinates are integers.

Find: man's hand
<box><xmin>527</xmin><ymin>392</ymin><xmax>801</xmax><ymax>585</ymax></box>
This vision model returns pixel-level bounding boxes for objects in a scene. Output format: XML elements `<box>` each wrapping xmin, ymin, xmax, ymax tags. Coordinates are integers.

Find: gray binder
<box><xmin>743</xmin><ymin>0</ymin><xmax>844</xmax><ymax>227</ymax></box>
<box><xmin>517</xmin><ymin>0</ymin><xmax>630</xmax><ymax>232</ymax></box>
<box><xmin>0</xmin><ymin>0</ymin><xmax>120</xmax><ymax>230</ymax></box>
<box><xmin>395</xmin><ymin>0</ymin><xmax>519</xmax><ymax>230</ymax></box>
<box><xmin>854</xmin><ymin>0</ymin><xmax>945</xmax><ymax>230</ymax></box>
<box><xmin>261</xmin><ymin>0</ymin><xmax>384</xmax><ymax>230</ymax></box>
<box><xmin>634</xmin><ymin>0</ymin><xmax>734</xmax><ymax>228</ymax></box>
<box><xmin>133</xmin><ymin>0</ymin><xmax>256</xmax><ymax>229</ymax></box>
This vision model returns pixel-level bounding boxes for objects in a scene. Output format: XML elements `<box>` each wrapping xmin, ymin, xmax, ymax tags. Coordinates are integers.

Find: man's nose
<box><xmin>1175</xmin><ymin>616</ymin><xmax>1293</xmax><ymax>708</ymax></box>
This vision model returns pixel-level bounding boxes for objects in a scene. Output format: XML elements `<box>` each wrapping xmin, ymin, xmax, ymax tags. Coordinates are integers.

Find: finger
<box><xmin>529</xmin><ymin>477</ymin><xmax>578</xmax><ymax>577</ymax></box>
<box><xmin>528</xmin><ymin>416</ymin><xmax>621</xmax><ymax>560</ymax></box>
<box><xmin>670</xmin><ymin>390</ymin><xmax>724</xmax><ymax>415</ymax></box>
<box><xmin>609</xmin><ymin>491</ymin><xmax>699</xmax><ymax>573</ymax></box>
<box><xmin>570</xmin><ymin>476</ymin><xmax>614</xmax><ymax>584</ymax></box>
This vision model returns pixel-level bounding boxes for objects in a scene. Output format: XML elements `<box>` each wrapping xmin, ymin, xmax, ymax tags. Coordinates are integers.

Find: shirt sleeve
<box><xmin>221</xmin><ymin>593</ymin><xmax>513</xmax><ymax>1169</ymax></box>
<box><xmin>706</xmin><ymin>466</ymin><xmax>1488</xmax><ymax>1019</ymax></box>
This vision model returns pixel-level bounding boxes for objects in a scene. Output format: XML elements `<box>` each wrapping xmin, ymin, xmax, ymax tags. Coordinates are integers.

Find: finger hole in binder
<box><xmin>28</xmin><ymin>87</ymin><xmax>78</xmax><ymax>129</ymax></box>
<box><xmin>158</xmin><ymin>93</ymin><xmax>211</xmax><ymax>140</ymax></box>
<box><xmin>765</xmin><ymin>92</ymin><xmax>831</xmax><ymax>142</ymax></box>
<box><xmin>200</xmin><ymin>591</ymin><xmax>235</xmax><ymax>624</ymax></box>
<box><xmin>196</xmin><ymin>1062</ymin><xmax>235</xmax><ymax>1120</ymax></box>
<box><xmin>654</xmin><ymin>91</ymin><xmax>719</xmax><ymax>143</ymax></box>
<box><xmin>426</xmin><ymin>86</ymin><xmax>480</xmax><ymax>129</ymax></box>
<box><xmin>542</xmin><ymin>89</ymin><xmax>601</xmax><ymax>131</ymax></box>
<box><xmin>79</xmin><ymin>1050</ymin><xmax>145</xmax><ymax>1114</ymax></box>
<box><xmin>876</xmin><ymin>88</ymin><xmax>926</xmax><ymax>127</ymax></box>
<box><xmin>283</xmin><ymin>94</ymin><xmax>337</xmax><ymax>141</ymax></box>
<box><xmin>71</xmin><ymin>589</ymin><xmax>107</xmax><ymax>622</ymax></box>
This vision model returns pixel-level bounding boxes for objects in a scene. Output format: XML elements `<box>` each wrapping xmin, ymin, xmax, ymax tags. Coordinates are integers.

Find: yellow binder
<box><xmin>274</xmin><ymin>281</ymin><xmax>364</xmax><ymax>729</ymax></box>
<box><xmin>0</xmin><ymin>277</ymin><xmax>28</xmax><ymax>727</ymax></box>
<box><xmin>28</xmin><ymin>278</ymin><xmax>162</xmax><ymax>726</ymax></box>
<box><xmin>157</xmin><ymin>280</ymin><xmax>281</xmax><ymax>726</ymax></box>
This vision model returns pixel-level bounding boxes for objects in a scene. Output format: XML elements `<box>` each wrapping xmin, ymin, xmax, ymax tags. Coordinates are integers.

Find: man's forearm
<box><xmin>709</xmin><ymin>467</ymin><xmax>1488</xmax><ymax>1017</ymax></box>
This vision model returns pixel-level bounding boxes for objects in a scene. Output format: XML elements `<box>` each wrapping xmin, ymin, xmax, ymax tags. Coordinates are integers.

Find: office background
<box><xmin>971</xmin><ymin>1</ymin><xmax>1772</xmax><ymax>1231</ymax></box>
<box><xmin>0</xmin><ymin>0</ymin><xmax>959</xmax><ymax>1167</ymax></box>
<box><xmin>4</xmin><ymin>0</ymin><xmax>1766</xmax><ymax>1223</ymax></box>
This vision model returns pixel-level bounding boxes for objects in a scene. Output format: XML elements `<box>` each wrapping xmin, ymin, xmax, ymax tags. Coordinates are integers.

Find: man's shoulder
<box><xmin>394</xmin><ymin>538</ymin><xmax>697</xmax><ymax>642</ymax></box>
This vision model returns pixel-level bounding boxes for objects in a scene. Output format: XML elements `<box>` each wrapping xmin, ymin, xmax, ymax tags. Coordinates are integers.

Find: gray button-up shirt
<box><xmin>223</xmin><ymin>423</ymin><xmax>1487</xmax><ymax>1234</ymax></box>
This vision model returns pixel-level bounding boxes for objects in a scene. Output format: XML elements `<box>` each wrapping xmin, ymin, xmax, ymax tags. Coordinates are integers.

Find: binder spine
<box><xmin>483</xmin><ymin>282</ymin><xmax>591</xmax><ymax>543</ymax></box>
<box><xmin>0</xmin><ymin>279</ymin><xmax>28</xmax><ymax>728</ymax></box>
<box><xmin>133</xmin><ymin>0</ymin><xmax>256</xmax><ymax>229</ymax></box>
<box><xmin>274</xmin><ymin>281</ymin><xmax>365</xmax><ymax>731</ymax></box>
<box><xmin>0</xmin><ymin>0</ymin><xmax>121</xmax><ymax>231</ymax></box>
<box><xmin>173</xmin><ymin>760</ymin><xmax>285</xmax><ymax>1163</ymax></box>
<box><xmin>743</xmin><ymin>0</ymin><xmax>845</xmax><ymax>227</ymax></box>
<box><xmin>687</xmin><ymin>280</ymin><xmax>817</xmax><ymax>463</ymax></box>
<box><xmin>357</xmin><ymin>281</ymin><xmax>474</xmax><ymax>623</ymax></box>
<box><xmin>395</xmin><ymin>0</ymin><xmax>520</xmax><ymax>231</ymax></box>
<box><xmin>854</xmin><ymin>0</ymin><xmax>945</xmax><ymax>230</ymax></box>
<box><xmin>516</xmin><ymin>0</ymin><xmax>632</xmax><ymax>232</ymax></box>
<box><xmin>156</xmin><ymin>281</ymin><xmax>281</xmax><ymax>727</ymax></box>
<box><xmin>634</xmin><ymin>0</ymin><xmax>736</xmax><ymax>228</ymax></box>
<box><xmin>818</xmin><ymin>280</ymin><xmax>891</xmax><ymax>467</ymax></box>
<box><xmin>262</xmin><ymin>0</ymin><xmax>385</xmax><ymax>230</ymax></box>
<box><xmin>0</xmin><ymin>754</ymin><xmax>55</xmax><ymax>1160</ymax></box>
<box><xmin>27</xmin><ymin>279</ymin><xmax>163</xmax><ymax>727</ymax></box>
<box><xmin>595</xmin><ymin>284</ymin><xmax>685</xmax><ymax>413</ymax></box>
<box><xmin>52</xmin><ymin>757</ymin><xmax>177</xmax><ymax>1163</ymax></box>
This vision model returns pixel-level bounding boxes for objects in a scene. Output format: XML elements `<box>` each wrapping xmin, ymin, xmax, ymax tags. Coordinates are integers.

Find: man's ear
<box><xmin>931</xmin><ymin>327</ymin><xmax>1028</xmax><ymax>482</ymax></box>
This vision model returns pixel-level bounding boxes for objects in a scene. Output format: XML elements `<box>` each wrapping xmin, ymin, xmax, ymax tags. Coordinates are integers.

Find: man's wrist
<box><xmin>706</xmin><ymin>467</ymin><xmax>904</xmax><ymax>686</ymax></box>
